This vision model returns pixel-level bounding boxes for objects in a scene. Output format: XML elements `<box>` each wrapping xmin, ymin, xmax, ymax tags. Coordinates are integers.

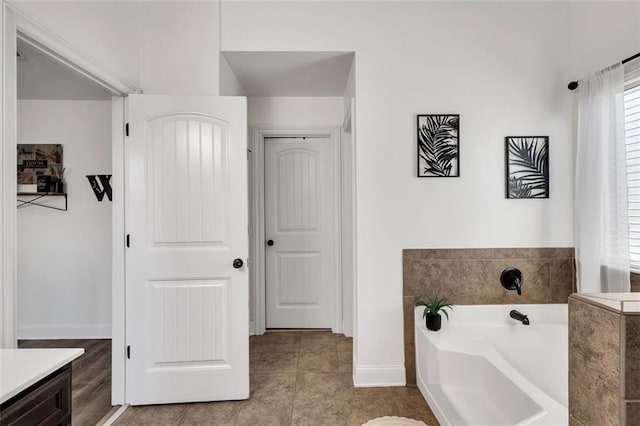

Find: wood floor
<box><xmin>18</xmin><ymin>339</ymin><xmax>115</xmax><ymax>426</ymax></box>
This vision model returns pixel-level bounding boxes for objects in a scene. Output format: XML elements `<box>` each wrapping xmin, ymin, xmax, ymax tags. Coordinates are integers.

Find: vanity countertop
<box><xmin>0</xmin><ymin>348</ymin><xmax>84</xmax><ymax>404</ymax></box>
<box><xmin>570</xmin><ymin>292</ymin><xmax>640</xmax><ymax>314</ymax></box>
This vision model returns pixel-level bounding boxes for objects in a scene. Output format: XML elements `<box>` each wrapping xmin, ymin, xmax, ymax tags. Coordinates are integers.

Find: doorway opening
<box><xmin>220</xmin><ymin>51</ymin><xmax>357</xmax><ymax>340</ymax></box>
<box><xmin>13</xmin><ymin>36</ymin><xmax>117</xmax><ymax>424</ymax></box>
<box><xmin>2</xmin><ymin>1</ymin><xmax>138</xmax><ymax>412</ymax></box>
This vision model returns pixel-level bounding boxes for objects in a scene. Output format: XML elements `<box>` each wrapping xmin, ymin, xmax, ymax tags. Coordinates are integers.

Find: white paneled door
<box><xmin>125</xmin><ymin>95</ymin><xmax>248</xmax><ymax>405</ymax></box>
<box><xmin>265</xmin><ymin>137</ymin><xmax>335</xmax><ymax>328</ymax></box>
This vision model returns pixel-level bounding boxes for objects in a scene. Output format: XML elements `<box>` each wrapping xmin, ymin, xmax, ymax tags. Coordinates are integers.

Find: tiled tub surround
<box><xmin>630</xmin><ymin>273</ymin><xmax>640</xmax><ymax>292</ymax></box>
<box><xmin>569</xmin><ymin>293</ymin><xmax>640</xmax><ymax>426</ymax></box>
<box><xmin>403</xmin><ymin>248</ymin><xmax>575</xmax><ymax>385</ymax></box>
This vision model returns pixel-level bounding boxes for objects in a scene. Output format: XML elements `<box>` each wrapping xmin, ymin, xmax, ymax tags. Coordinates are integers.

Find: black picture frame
<box><xmin>505</xmin><ymin>136</ymin><xmax>549</xmax><ymax>199</ymax></box>
<box><xmin>417</xmin><ymin>114</ymin><xmax>460</xmax><ymax>177</ymax></box>
<box><xmin>17</xmin><ymin>144</ymin><xmax>63</xmax><ymax>185</ymax></box>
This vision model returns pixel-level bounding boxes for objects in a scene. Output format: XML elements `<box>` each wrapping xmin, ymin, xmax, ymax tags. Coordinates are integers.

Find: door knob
<box><xmin>267</xmin><ymin>240</ymin><xmax>274</xmax><ymax>246</ymax></box>
<box><xmin>233</xmin><ymin>258</ymin><xmax>244</xmax><ymax>269</ymax></box>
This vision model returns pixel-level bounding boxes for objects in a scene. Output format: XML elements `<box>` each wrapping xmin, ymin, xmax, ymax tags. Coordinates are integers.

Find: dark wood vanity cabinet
<box><xmin>0</xmin><ymin>364</ymin><xmax>72</xmax><ymax>426</ymax></box>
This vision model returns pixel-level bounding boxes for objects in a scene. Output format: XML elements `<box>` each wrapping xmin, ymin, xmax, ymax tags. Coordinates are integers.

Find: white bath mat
<box><xmin>362</xmin><ymin>416</ymin><xmax>429</xmax><ymax>426</ymax></box>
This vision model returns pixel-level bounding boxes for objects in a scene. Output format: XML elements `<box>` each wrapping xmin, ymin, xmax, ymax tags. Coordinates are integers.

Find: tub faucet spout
<box><xmin>510</xmin><ymin>309</ymin><xmax>530</xmax><ymax>325</ymax></box>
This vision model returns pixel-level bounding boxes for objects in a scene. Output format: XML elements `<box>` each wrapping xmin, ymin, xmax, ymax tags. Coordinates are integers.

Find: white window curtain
<box><xmin>575</xmin><ymin>63</ymin><xmax>630</xmax><ymax>293</ymax></box>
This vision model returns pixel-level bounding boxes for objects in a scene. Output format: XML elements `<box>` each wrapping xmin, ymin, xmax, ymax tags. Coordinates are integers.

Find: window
<box><xmin>625</xmin><ymin>68</ymin><xmax>640</xmax><ymax>270</ymax></box>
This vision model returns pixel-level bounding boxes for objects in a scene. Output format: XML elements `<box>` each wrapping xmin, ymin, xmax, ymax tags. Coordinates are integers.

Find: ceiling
<box><xmin>17</xmin><ymin>39</ymin><xmax>112</xmax><ymax>101</ymax></box>
<box><xmin>223</xmin><ymin>51</ymin><xmax>354</xmax><ymax>97</ymax></box>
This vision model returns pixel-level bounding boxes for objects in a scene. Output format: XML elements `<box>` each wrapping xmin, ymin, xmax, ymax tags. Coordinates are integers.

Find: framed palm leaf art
<box><xmin>505</xmin><ymin>136</ymin><xmax>549</xmax><ymax>199</ymax></box>
<box><xmin>417</xmin><ymin>114</ymin><xmax>459</xmax><ymax>177</ymax></box>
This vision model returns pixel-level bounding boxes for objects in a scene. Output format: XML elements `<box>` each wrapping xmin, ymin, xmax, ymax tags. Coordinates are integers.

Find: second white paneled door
<box><xmin>265</xmin><ymin>137</ymin><xmax>336</xmax><ymax>328</ymax></box>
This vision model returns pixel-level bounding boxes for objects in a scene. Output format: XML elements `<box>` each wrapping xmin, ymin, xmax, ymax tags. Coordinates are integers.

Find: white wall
<box><xmin>139</xmin><ymin>1</ymin><xmax>219</xmax><ymax>95</ymax></box>
<box><xmin>222</xmin><ymin>1</ymin><xmax>640</xmax><ymax>385</ymax></box>
<box><xmin>11</xmin><ymin>1</ymin><xmax>221</xmax><ymax>95</ymax></box>
<box><xmin>341</xmin><ymin>123</ymin><xmax>354</xmax><ymax>338</ymax></box>
<box><xmin>248</xmin><ymin>97</ymin><xmax>344</xmax><ymax>127</ymax></box>
<box><xmin>3</xmin><ymin>0</ymin><xmax>639</xmax><ymax>385</ymax></box>
<box><xmin>567</xmin><ymin>1</ymin><xmax>640</xmax><ymax>81</ymax></box>
<box><xmin>10</xmin><ymin>1</ymin><xmax>141</xmax><ymax>89</ymax></box>
<box><xmin>342</xmin><ymin>60</ymin><xmax>356</xmax><ymax>338</ymax></box>
<box><xmin>17</xmin><ymin>100</ymin><xmax>112</xmax><ymax>339</ymax></box>
<box><xmin>1</xmin><ymin>2</ymin><xmax>16</xmax><ymax>348</ymax></box>
<box><xmin>17</xmin><ymin>40</ymin><xmax>112</xmax><ymax>100</ymax></box>
<box><xmin>220</xmin><ymin>54</ymin><xmax>247</xmax><ymax>97</ymax></box>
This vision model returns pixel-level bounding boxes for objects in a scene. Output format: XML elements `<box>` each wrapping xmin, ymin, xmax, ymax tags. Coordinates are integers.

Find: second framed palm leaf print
<box><xmin>505</xmin><ymin>136</ymin><xmax>549</xmax><ymax>199</ymax></box>
<box><xmin>417</xmin><ymin>114</ymin><xmax>459</xmax><ymax>177</ymax></box>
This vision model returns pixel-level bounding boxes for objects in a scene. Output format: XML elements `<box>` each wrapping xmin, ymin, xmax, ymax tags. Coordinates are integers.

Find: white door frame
<box><xmin>250</xmin><ymin>127</ymin><xmax>342</xmax><ymax>335</ymax></box>
<box><xmin>0</xmin><ymin>2</ymin><xmax>138</xmax><ymax>405</ymax></box>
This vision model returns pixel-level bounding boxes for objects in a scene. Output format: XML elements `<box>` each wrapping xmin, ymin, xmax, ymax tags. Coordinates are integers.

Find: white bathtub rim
<box><xmin>444</xmin><ymin>303</ymin><xmax>567</xmax><ymax>325</ymax></box>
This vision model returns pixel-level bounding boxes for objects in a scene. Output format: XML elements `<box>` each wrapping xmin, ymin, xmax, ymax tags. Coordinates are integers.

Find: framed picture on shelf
<box><xmin>17</xmin><ymin>144</ymin><xmax>63</xmax><ymax>193</ymax></box>
<box><xmin>417</xmin><ymin>114</ymin><xmax>460</xmax><ymax>177</ymax></box>
<box><xmin>505</xmin><ymin>136</ymin><xmax>549</xmax><ymax>199</ymax></box>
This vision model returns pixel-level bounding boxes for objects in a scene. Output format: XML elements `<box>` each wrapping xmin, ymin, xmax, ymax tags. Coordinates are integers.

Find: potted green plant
<box><xmin>416</xmin><ymin>294</ymin><xmax>454</xmax><ymax>331</ymax></box>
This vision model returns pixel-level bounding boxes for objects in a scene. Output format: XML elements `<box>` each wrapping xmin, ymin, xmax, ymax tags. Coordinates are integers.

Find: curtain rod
<box><xmin>567</xmin><ymin>51</ymin><xmax>640</xmax><ymax>91</ymax></box>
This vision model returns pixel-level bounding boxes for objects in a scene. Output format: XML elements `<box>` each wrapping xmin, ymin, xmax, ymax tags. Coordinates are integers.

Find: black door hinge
<box><xmin>125</xmin><ymin>123</ymin><xmax>129</xmax><ymax>137</ymax></box>
<box><xmin>126</xmin><ymin>234</ymin><xmax>130</xmax><ymax>248</ymax></box>
<box><xmin>127</xmin><ymin>345</ymin><xmax>131</xmax><ymax>359</ymax></box>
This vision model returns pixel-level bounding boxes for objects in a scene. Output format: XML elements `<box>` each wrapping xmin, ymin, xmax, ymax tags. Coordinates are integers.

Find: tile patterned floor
<box><xmin>115</xmin><ymin>331</ymin><xmax>439</xmax><ymax>425</ymax></box>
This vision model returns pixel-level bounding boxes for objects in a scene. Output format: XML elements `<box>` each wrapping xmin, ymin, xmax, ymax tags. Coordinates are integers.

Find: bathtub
<box><xmin>415</xmin><ymin>304</ymin><xmax>567</xmax><ymax>426</ymax></box>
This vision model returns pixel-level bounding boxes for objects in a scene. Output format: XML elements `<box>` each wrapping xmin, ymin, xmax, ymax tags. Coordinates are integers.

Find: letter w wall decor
<box><xmin>87</xmin><ymin>174</ymin><xmax>112</xmax><ymax>201</ymax></box>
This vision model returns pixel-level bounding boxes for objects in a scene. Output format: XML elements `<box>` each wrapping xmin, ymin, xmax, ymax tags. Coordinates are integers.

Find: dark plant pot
<box><xmin>426</xmin><ymin>313</ymin><xmax>442</xmax><ymax>331</ymax></box>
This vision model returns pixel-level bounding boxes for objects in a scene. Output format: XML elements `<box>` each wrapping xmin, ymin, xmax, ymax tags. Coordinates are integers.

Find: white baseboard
<box><xmin>249</xmin><ymin>320</ymin><xmax>255</xmax><ymax>336</ymax></box>
<box><xmin>353</xmin><ymin>364</ymin><xmax>406</xmax><ymax>387</ymax></box>
<box><xmin>18</xmin><ymin>323</ymin><xmax>111</xmax><ymax>339</ymax></box>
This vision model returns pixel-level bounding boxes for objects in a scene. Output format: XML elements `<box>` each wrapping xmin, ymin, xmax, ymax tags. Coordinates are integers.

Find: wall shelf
<box><xmin>17</xmin><ymin>193</ymin><xmax>68</xmax><ymax>212</ymax></box>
